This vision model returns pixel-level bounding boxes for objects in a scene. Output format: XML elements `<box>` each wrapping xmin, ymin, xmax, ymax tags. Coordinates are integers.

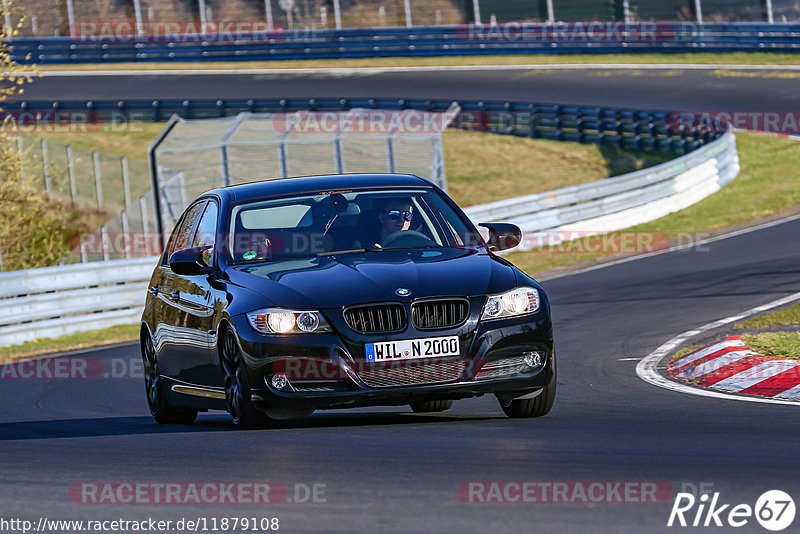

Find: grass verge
<box><xmin>741</xmin><ymin>332</ymin><xmax>800</xmax><ymax>360</ymax></box>
<box><xmin>734</xmin><ymin>301</ymin><xmax>800</xmax><ymax>330</ymax></box>
<box><xmin>31</xmin><ymin>52</ymin><xmax>800</xmax><ymax>72</ymax></box>
<box><xmin>0</xmin><ymin>324</ymin><xmax>139</xmax><ymax>364</ymax></box>
<box><xmin>443</xmin><ymin>131</ymin><xmax>671</xmax><ymax>206</ymax></box>
<box><xmin>506</xmin><ymin>131</ymin><xmax>800</xmax><ymax>276</ymax></box>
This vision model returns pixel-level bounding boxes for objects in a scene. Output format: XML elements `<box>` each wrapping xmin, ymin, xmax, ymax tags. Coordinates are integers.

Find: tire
<box><xmin>498</xmin><ymin>382</ymin><xmax>556</xmax><ymax>419</ymax></box>
<box><xmin>409</xmin><ymin>400</ymin><xmax>453</xmax><ymax>413</ymax></box>
<box><xmin>141</xmin><ymin>331</ymin><xmax>198</xmax><ymax>424</ymax></box>
<box><xmin>220</xmin><ymin>328</ymin><xmax>271</xmax><ymax>429</ymax></box>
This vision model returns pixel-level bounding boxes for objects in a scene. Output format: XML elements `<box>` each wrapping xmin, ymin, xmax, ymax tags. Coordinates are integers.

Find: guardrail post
<box><xmin>333</xmin><ymin>0</ymin><xmax>342</xmax><ymax>29</ymax></box>
<box><xmin>67</xmin><ymin>145</ymin><xmax>77</xmax><ymax>205</ymax></box>
<box><xmin>140</xmin><ymin>196</ymin><xmax>149</xmax><ymax>234</ymax></box>
<box><xmin>220</xmin><ymin>145</ymin><xmax>232</xmax><ymax>186</ymax></box>
<box><xmin>133</xmin><ymin>0</ymin><xmax>144</xmax><ymax>35</ymax></box>
<box><xmin>93</xmin><ymin>151</ymin><xmax>103</xmax><ymax>207</ymax></box>
<box><xmin>546</xmin><ymin>0</ymin><xmax>555</xmax><ymax>23</ymax></box>
<box><xmin>472</xmin><ymin>0</ymin><xmax>482</xmax><ymax>25</ymax></box>
<box><xmin>3</xmin><ymin>0</ymin><xmax>11</xmax><ymax>31</ymax></box>
<box><xmin>765</xmin><ymin>0</ymin><xmax>775</xmax><ymax>23</ymax></box>
<box><xmin>198</xmin><ymin>0</ymin><xmax>208</xmax><ymax>32</ymax></box>
<box><xmin>41</xmin><ymin>139</ymin><xmax>51</xmax><ymax>199</ymax></box>
<box><xmin>121</xmin><ymin>209</ymin><xmax>130</xmax><ymax>259</ymax></box>
<box><xmin>694</xmin><ymin>0</ymin><xmax>704</xmax><ymax>24</ymax></box>
<box><xmin>121</xmin><ymin>156</ymin><xmax>131</xmax><ymax>208</ymax></box>
<box><xmin>404</xmin><ymin>0</ymin><xmax>412</xmax><ymax>27</ymax></box>
<box><xmin>101</xmin><ymin>225</ymin><xmax>110</xmax><ymax>261</ymax></box>
<box><xmin>334</xmin><ymin>134</ymin><xmax>344</xmax><ymax>173</ymax></box>
<box><xmin>279</xmin><ymin>137</ymin><xmax>289</xmax><ymax>178</ymax></box>
<box><xmin>622</xmin><ymin>0</ymin><xmax>631</xmax><ymax>22</ymax></box>
<box><xmin>65</xmin><ymin>0</ymin><xmax>76</xmax><ymax>37</ymax></box>
<box><xmin>386</xmin><ymin>135</ymin><xmax>396</xmax><ymax>173</ymax></box>
<box><xmin>264</xmin><ymin>0</ymin><xmax>274</xmax><ymax>30</ymax></box>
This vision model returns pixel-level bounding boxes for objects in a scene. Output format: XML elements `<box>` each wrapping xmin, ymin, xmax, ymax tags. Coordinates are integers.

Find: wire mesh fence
<box><xmin>153</xmin><ymin>107</ymin><xmax>456</xmax><ymax>228</ymax></box>
<box><xmin>10</xmin><ymin>0</ymin><xmax>796</xmax><ymax>38</ymax></box>
<box><xmin>16</xmin><ymin>135</ymin><xmax>150</xmax><ymax>213</ymax></box>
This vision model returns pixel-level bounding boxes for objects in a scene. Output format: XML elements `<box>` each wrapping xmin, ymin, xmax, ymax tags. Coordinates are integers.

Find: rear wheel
<box><xmin>409</xmin><ymin>400</ymin><xmax>453</xmax><ymax>413</ymax></box>
<box><xmin>498</xmin><ymin>382</ymin><xmax>556</xmax><ymax>418</ymax></box>
<box><xmin>141</xmin><ymin>332</ymin><xmax>197</xmax><ymax>424</ymax></box>
<box><xmin>221</xmin><ymin>328</ymin><xmax>271</xmax><ymax>429</ymax></box>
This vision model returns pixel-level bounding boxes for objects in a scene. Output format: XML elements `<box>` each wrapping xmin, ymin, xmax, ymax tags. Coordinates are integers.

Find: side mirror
<box><xmin>479</xmin><ymin>223</ymin><xmax>522</xmax><ymax>252</ymax></box>
<box><xmin>169</xmin><ymin>246</ymin><xmax>212</xmax><ymax>276</ymax></box>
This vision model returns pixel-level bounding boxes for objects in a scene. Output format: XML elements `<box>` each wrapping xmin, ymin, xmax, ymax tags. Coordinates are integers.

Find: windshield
<box><xmin>227</xmin><ymin>188</ymin><xmax>482</xmax><ymax>262</ymax></box>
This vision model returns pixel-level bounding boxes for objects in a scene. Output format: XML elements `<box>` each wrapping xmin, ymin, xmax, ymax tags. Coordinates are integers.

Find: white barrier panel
<box><xmin>0</xmin><ymin>257</ymin><xmax>159</xmax><ymax>347</ymax></box>
<box><xmin>464</xmin><ymin>129</ymin><xmax>739</xmax><ymax>250</ymax></box>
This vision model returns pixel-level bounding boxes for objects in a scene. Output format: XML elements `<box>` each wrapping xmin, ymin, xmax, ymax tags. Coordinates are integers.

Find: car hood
<box><xmin>225</xmin><ymin>248</ymin><xmax>518</xmax><ymax>310</ymax></box>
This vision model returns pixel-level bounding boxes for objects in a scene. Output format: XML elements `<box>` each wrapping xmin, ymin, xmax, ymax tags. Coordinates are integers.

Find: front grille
<box><xmin>344</xmin><ymin>303</ymin><xmax>407</xmax><ymax>334</ymax></box>
<box><xmin>411</xmin><ymin>298</ymin><xmax>469</xmax><ymax>330</ymax></box>
<box><xmin>358</xmin><ymin>359</ymin><xmax>467</xmax><ymax>388</ymax></box>
<box><xmin>475</xmin><ymin>355</ymin><xmax>528</xmax><ymax>380</ymax></box>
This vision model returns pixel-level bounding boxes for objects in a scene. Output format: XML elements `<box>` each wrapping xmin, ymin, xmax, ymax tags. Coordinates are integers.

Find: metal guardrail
<box><xmin>0</xmin><ymin>257</ymin><xmax>157</xmax><ymax>347</ymax></box>
<box><xmin>464</xmin><ymin>127</ymin><xmax>739</xmax><ymax>249</ymax></box>
<box><xmin>8</xmin><ymin>22</ymin><xmax>800</xmax><ymax>64</ymax></box>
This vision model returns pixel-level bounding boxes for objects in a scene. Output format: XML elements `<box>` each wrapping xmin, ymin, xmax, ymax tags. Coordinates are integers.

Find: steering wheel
<box><xmin>381</xmin><ymin>230</ymin><xmax>436</xmax><ymax>247</ymax></box>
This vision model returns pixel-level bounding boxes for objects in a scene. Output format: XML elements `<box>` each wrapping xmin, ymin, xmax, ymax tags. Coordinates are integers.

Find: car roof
<box><xmin>204</xmin><ymin>173</ymin><xmax>433</xmax><ymax>203</ymax></box>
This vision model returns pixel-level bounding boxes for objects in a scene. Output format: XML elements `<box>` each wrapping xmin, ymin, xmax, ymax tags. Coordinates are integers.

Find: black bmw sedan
<box><xmin>140</xmin><ymin>173</ymin><xmax>555</xmax><ymax>428</ymax></box>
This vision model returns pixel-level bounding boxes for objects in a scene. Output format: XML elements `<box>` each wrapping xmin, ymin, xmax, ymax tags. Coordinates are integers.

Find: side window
<box><xmin>192</xmin><ymin>201</ymin><xmax>219</xmax><ymax>266</ymax></box>
<box><xmin>168</xmin><ymin>201</ymin><xmax>207</xmax><ymax>259</ymax></box>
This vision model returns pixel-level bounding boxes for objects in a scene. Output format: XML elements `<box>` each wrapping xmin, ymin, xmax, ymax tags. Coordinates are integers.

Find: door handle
<box><xmin>148</xmin><ymin>286</ymin><xmax>159</xmax><ymax>296</ymax></box>
<box><xmin>170</xmin><ymin>291</ymin><xmax>180</xmax><ymax>302</ymax></box>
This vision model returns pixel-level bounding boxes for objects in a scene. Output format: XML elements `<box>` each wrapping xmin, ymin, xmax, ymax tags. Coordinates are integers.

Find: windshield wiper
<box><xmin>232</xmin><ymin>255</ymin><xmax>316</xmax><ymax>264</ymax></box>
<box><xmin>316</xmin><ymin>248</ymin><xmax>381</xmax><ymax>257</ymax></box>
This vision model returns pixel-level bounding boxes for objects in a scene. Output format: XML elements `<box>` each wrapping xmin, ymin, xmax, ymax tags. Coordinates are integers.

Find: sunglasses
<box><xmin>386</xmin><ymin>210</ymin><xmax>413</xmax><ymax>222</ymax></box>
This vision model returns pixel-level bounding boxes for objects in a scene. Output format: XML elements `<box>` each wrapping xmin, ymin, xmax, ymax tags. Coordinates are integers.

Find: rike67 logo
<box><xmin>668</xmin><ymin>490</ymin><xmax>795</xmax><ymax>531</ymax></box>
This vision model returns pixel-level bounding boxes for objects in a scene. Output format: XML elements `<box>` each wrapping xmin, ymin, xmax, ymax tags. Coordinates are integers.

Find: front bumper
<box><xmin>230</xmin><ymin>311</ymin><xmax>554</xmax><ymax>411</ymax></box>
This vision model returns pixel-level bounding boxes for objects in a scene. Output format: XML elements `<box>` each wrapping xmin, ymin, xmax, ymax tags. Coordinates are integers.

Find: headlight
<box><xmin>247</xmin><ymin>308</ymin><xmax>332</xmax><ymax>334</ymax></box>
<box><xmin>481</xmin><ymin>287</ymin><xmax>540</xmax><ymax>320</ymax></box>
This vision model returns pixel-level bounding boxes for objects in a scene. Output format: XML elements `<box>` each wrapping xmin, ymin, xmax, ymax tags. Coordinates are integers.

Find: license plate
<box><xmin>365</xmin><ymin>336</ymin><xmax>460</xmax><ymax>362</ymax></box>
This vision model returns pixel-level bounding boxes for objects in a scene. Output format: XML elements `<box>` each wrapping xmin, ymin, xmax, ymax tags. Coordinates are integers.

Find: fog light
<box><xmin>523</xmin><ymin>351</ymin><xmax>543</xmax><ymax>368</ymax></box>
<box><xmin>271</xmin><ymin>373</ymin><xmax>289</xmax><ymax>390</ymax></box>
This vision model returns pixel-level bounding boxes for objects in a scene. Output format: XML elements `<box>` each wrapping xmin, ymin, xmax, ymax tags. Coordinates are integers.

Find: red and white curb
<box><xmin>668</xmin><ymin>336</ymin><xmax>800</xmax><ymax>401</ymax></box>
<box><xmin>636</xmin><ymin>289</ymin><xmax>800</xmax><ymax>406</ymax></box>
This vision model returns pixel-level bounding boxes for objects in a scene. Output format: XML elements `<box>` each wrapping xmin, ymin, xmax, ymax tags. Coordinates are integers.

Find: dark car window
<box><xmin>167</xmin><ymin>201</ymin><xmax>207</xmax><ymax>261</ymax></box>
<box><xmin>192</xmin><ymin>201</ymin><xmax>219</xmax><ymax>266</ymax></box>
<box><xmin>228</xmin><ymin>188</ymin><xmax>482</xmax><ymax>261</ymax></box>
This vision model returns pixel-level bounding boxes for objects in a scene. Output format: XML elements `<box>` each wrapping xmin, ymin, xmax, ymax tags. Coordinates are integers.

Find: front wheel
<box><xmin>498</xmin><ymin>382</ymin><xmax>556</xmax><ymax>418</ymax></box>
<box><xmin>221</xmin><ymin>328</ymin><xmax>271</xmax><ymax>429</ymax></box>
<box><xmin>141</xmin><ymin>332</ymin><xmax>197</xmax><ymax>424</ymax></box>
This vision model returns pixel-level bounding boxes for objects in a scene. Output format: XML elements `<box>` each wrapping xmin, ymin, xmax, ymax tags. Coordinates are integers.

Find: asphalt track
<box><xmin>2</xmin><ymin>67</ymin><xmax>800</xmax><ymax>533</ymax></box>
<box><xmin>20</xmin><ymin>66</ymin><xmax>800</xmax><ymax>111</ymax></box>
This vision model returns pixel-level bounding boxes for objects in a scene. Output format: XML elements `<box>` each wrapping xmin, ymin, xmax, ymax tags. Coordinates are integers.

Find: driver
<box><xmin>377</xmin><ymin>199</ymin><xmax>414</xmax><ymax>245</ymax></box>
